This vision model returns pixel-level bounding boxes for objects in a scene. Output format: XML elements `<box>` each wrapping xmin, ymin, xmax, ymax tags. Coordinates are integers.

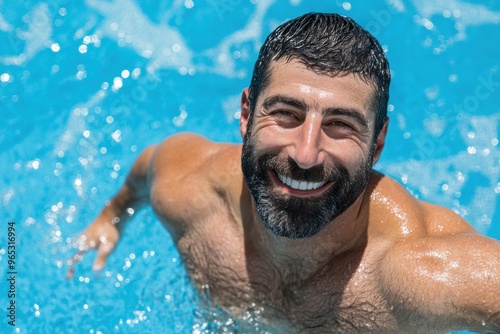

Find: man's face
<box><xmin>241</xmin><ymin>59</ymin><xmax>383</xmax><ymax>239</ymax></box>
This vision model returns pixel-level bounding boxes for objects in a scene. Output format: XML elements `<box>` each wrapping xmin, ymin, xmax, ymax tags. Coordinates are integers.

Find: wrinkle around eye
<box><xmin>323</xmin><ymin>120</ymin><xmax>354</xmax><ymax>133</ymax></box>
<box><xmin>260</xmin><ymin>108</ymin><xmax>302</xmax><ymax>128</ymax></box>
<box><xmin>322</xmin><ymin>121</ymin><xmax>370</xmax><ymax>141</ymax></box>
<box><xmin>326</xmin><ymin>120</ymin><xmax>355</xmax><ymax>130</ymax></box>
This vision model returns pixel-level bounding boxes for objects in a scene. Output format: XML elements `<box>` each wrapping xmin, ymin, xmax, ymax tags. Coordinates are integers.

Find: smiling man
<box><xmin>69</xmin><ymin>13</ymin><xmax>500</xmax><ymax>333</ymax></box>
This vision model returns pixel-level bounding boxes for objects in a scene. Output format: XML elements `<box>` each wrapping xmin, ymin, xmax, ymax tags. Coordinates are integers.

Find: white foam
<box><xmin>86</xmin><ymin>0</ymin><xmax>193</xmax><ymax>74</ymax></box>
<box><xmin>411</xmin><ymin>0</ymin><xmax>500</xmax><ymax>26</ymax></box>
<box><xmin>386</xmin><ymin>0</ymin><xmax>406</xmax><ymax>12</ymax></box>
<box><xmin>202</xmin><ymin>0</ymin><xmax>276</xmax><ymax>78</ymax></box>
<box><xmin>0</xmin><ymin>13</ymin><xmax>13</xmax><ymax>32</ymax></box>
<box><xmin>1</xmin><ymin>3</ymin><xmax>53</xmax><ymax>66</ymax></box>
<box><xmin>423</xmin><ymin>114</ymin><xmax>446</xmax><ymax>137</ymax></box>
<box><xmin>409</xmin><ymin>0</ymin><xmax>500</xmax><ymax>58</ymax></box>
<box><xmin>53</xmin><ymin>90</ymin><xmax>108</xmax><ymax>157</ymax></box>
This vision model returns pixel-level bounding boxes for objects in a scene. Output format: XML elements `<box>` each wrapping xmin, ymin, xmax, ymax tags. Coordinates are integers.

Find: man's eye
<box><xmin>326</xmin><ymin>120</ymin><xmax>355</xmax><ymax>131</ymax></box>
<box><xmin>271</xmin><ymin>110</ymin><xmax>301</xmax><ymax>122</ymax></box>
<box><xmin>323</xmin><ymin>121</ymin><xmax>358</xmax><ymax>138</ymax></box>
<box><xmin>274</xmin><ymin>110</ymin><xmax>296</xmax><ymax>118</ymax></box>
<box><xmin>269</xmin><ymin>110</ymin><xmax>302</xmax><ymax>128</ymax></box>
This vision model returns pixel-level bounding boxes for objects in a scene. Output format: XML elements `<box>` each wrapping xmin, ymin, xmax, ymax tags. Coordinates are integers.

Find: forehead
<box><xmin>262</xmin><ymin>59</ymin><xmax>376</xmax><ymax>116</ymax></box>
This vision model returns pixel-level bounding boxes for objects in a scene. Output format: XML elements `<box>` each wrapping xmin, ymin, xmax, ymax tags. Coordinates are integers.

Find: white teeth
<box><xmin>277</xmin><ymin>173</ymin><xmax>327</xmax><ymax>191</ymax></box>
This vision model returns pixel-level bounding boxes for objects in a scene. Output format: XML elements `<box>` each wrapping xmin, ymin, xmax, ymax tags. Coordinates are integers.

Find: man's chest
<box><xmin>174</xmin><ymin>230</ymin><xmax>397</xmax><ymax>333</ymax></box>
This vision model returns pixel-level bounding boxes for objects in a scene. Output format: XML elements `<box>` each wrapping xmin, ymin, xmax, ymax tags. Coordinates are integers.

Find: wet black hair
<box><xmin>248</xmin><ymin>12</ymin><xmax>391</xmax><ymax>136</ymax></box>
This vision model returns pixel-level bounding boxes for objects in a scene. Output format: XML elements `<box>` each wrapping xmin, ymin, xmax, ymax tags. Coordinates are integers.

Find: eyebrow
<box><xmin>262</xmin><ymin>95</ymin><xmax>307</xmax><ymax>111</ymax></box>
<box><xmin>262</xmin><ymin>94</ymin><xmax>369</xmax><ymax>130</ymax></box>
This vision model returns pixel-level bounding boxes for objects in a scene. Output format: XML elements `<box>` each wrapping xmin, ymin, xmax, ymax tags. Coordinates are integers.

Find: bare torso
<box><xmin>144</xmin><ymin>134</ymin><xmax>497</xmax><ymax>333</ymax></box>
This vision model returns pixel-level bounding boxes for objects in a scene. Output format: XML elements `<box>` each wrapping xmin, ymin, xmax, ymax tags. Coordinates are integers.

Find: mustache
<box><xmin>257</xmin><ymin>153</ymin><xmax>342</xmax><ymax>183</ymax></box>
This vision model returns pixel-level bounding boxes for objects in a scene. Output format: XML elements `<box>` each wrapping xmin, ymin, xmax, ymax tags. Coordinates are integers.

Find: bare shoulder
<box><xmin>367</xmin><ymin>172</ymin><xmax>474</xmax><ymax>237</ymax></box>
<box><xmin>148</xmin><ymin>133</ymin><xmax>243</xmax><ymax>229</ymax></box>
<box><xmin>149</xmin><ymin>132</ymin><xmax>240</xmax><ymax>179</ymax></box>
<box><xmin>371</xmin><ymin>174</ymin><xmax>500</xmax><ymax>331</ymax></box>
<box><xmin>151</xmin><ymin>133</ymin><xmax>221</xmax><ymax>174</ymax></box>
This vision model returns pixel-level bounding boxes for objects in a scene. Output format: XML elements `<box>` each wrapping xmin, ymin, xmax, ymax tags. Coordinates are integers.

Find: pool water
<box><xmin>1</xmin><ymin>0</ymin><xmax>499</xmax><ymax>333</ymax></box>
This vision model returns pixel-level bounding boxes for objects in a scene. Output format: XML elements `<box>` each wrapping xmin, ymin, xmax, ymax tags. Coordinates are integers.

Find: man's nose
<box><xmin>289</xmin><ymin>116</ymin><xmax>324</xmax><ymax>169</ymax></box>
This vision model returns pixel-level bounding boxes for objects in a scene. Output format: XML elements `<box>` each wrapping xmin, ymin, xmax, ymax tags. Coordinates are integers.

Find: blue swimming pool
<box><xmin>1</xmin><ymin>0</ymin><xmax>499</xmax><ymax>332</ymax></box>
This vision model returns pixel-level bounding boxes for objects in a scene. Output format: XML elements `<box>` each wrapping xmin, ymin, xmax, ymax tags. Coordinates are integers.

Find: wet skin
<box><xmin>69</xmin><ymin>60</ymin><xmax>500</xmax><ymax>333</ymax></box>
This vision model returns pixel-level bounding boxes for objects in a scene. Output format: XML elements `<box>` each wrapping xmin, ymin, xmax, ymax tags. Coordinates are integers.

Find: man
<box><xmin>69</xmin><ymin>13</ymin><xmax>500</xmax><ymax>333</ymax></box>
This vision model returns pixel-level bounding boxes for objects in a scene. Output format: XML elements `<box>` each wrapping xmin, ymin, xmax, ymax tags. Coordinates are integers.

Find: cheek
<box><xmin>326</xmin><ymin>141</ymin><xmax>371</xmax><ymax>169</ymax></box>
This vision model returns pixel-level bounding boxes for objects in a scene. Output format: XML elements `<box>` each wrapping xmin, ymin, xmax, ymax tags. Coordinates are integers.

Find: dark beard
<box><xmin>241</xmin><ymin>133</ymin><xmax>373</xmax><ymax>239</ymax></box>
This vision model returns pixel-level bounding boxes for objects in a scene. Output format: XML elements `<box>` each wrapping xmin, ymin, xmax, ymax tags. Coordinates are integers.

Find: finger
<box><xmin>66</xmin><ymin>250</ymin><xmax>85</xmax><ymax>279</ymax></box>
<box><xmin>92</xmin><ymin>239</ymin><xmax>116</xmax><ymax>271</ymax></box>
<box><xmin>66</xmin><ymin>266</ymin><xmax>75</xmax><ymax>279</ymax></box>
<box><xmin>66</xmin><ymin>234</ymin><xmax>94</xmax><ymax>279</ymax></box>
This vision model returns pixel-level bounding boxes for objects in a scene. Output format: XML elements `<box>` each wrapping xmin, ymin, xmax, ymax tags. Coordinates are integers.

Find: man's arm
<box><xmin>67</xmin><ymin>145</ymin><xmax>156</xmax><ymax>277</ymax></box>
<box><xmin>381</xmin><ymin>228</ymin><xmax>500</xmax><ymax>332</ymax></box>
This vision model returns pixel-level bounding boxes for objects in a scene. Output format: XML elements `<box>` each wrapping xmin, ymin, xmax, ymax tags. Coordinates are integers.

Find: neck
<box><xmin>245</xmin><ymin>193</ymin><xmax>369</xmax><ymax>279</ymax></box>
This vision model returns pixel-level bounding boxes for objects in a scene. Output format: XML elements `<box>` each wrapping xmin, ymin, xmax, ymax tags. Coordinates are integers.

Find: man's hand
<box><xmin>66</xmin><ymin>217</ymin><xmax>120</xmax><ymax>279</ymax></box>
<box><xmin>65</xmin><ymin>145</ymin><xmax>156</xmax><ymax>279</ymax></box>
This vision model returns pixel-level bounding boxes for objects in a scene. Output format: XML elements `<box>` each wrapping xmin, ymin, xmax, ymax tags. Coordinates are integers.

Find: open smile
<box><xmin>270</xmin><ymin>170</ymin><xmax>331</xmax><ymax>196</ymax></box>
<box><xmin>276</xmin><ymin>172</ymin><xmax>327</xmax><ymax>190</ymax></box>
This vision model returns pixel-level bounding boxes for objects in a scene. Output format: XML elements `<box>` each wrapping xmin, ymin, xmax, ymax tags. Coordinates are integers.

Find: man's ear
<box><xmin>372</xmin><ymin>117</ymin><xmax>389</xmax><ymax>166</ymax></box>
<box><xmin>240</xmin><ymin>88</ymin><xmax>251</xmax><ymax>139</ymax></box>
